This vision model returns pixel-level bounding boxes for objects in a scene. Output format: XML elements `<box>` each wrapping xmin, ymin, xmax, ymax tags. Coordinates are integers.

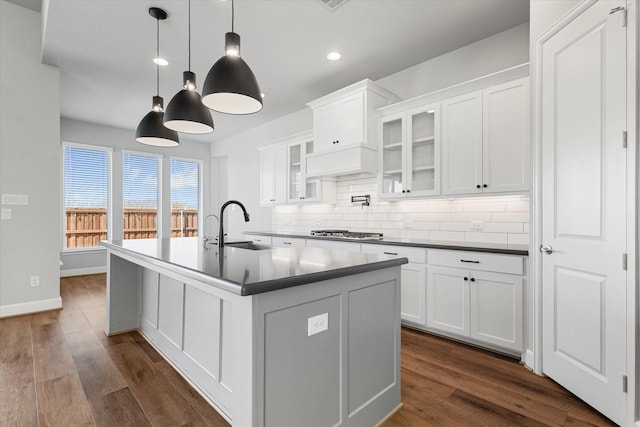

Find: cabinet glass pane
<box><xmin>289</xmin><ymin>145</ymin><xmax>301</xmax><ymax>199</ymax></box>
<box><xmin>382</xmin><ymin>118</ymin><xmax>403</xmax><ymax>194</ymax></box>
<box><xmin>411</xmin><ymin>111</ymin><xmax>435</xmax><ymax>192</ymax></box>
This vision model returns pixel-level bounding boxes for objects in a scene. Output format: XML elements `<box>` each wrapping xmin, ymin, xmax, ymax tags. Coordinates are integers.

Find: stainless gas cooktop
<box><xmin>310</xmin><ymin>229</ymin><xmax>383</xmax><ymax>240</ymax></box>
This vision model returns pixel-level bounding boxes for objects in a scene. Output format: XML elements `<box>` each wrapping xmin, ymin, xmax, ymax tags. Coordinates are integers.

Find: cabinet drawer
<box><xmin>306</xmin><ymin>239</ymin><xmax>360</xmax><ymax>252</ymax></box>
<box><xmin>361</xmin><ymin>244</ymin><xmax>426</xmax><ymax>264</ymax></box>
<box><xmin>428</xmin><ymin>249</ymin><xmax>523</xmax><ymax>275</ymax></box>
<box><xmin>272</xmin><ymin>236</ymin><xmax>306</xmax><ymax>248</ymax></box>
<box><xmin>243</xmin><ymin>235</ymin><xmax>272</xmax><ymax>246</ymax></box>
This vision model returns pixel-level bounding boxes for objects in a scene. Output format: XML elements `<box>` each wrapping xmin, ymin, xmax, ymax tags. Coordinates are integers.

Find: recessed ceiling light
<box><xmin>326</xmin><ymin>52</ymin><xmax>341</xmax><ymax>61</ymax></box>
<box><xmin>261</xmin><ymin>93</ymin><xmax>266</xmax><ymax>99</ymax></box>
<box><xmin>153</xmin><ymin>57</ymin><xmax>169</xmax><ymax>66</ymax></box>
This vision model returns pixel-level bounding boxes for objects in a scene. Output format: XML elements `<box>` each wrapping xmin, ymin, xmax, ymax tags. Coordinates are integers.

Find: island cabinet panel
<box><xmin>348</xmin><ymin>280</ymin><xmax>398</xmax><ymax>415</ymax></box>
<box><xmin>158</xmin><ymin>275</ymin><xmax>184</xmax><ymax>349</ymax></box>
<box><xmin>140</xmin><ymin>269</ymin><xmax>159</xmax><ymax>328</ymax></box>
<box><xmin>183</xmin><ymin>286</ymin><xmax>221</xmax><ymax>379</ymax></box>
<box><xmin>263</xmin><ymin>295</ymin><xmax>341</xmax><ymax>427</ymax></box>
<box><xmin>253</xmin><ymin>268</ymin><xmax>401</xmax><ymax>427</ymax></box>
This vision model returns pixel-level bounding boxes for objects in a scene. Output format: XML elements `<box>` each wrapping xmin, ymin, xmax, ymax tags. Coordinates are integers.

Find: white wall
<box><xmin>0</xmin><ymin>1</ymin><xmax>61</xmax><ymax>317</ymax></box>
<box><xmin>210</xmin><ymin>108</ymin><xmax>312</xmax><ymax>239</ymax></box>
<box><xmin>211</xmin><ymin>23</ymin><xmax>530</xmax><ymax>240</ymax></box>
<box><xmin>60</xmin><ymin>118</ymin><xmax>211</xmax><ymax>276</ymax></box>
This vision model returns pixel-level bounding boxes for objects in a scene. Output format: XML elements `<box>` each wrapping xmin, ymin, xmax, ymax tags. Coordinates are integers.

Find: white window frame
<box><xmin>61</xmin><ymin>141</ymin><xmax>113</xmax><ymax>252</ymax></box>
<box><xmin>170</xmin><ymin>156</ymin><xmax>204</xmax><ymax>238</ymax></box>
<box><xmin>122</xmin><ymin>150</ymin><xmax>163</xmax><ymax>240</ymax></box>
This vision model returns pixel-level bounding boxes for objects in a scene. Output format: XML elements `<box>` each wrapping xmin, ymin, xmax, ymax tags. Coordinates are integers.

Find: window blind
<box><xmin>123</xmin><ymin>153</ymin><xmax>159</xmax><ymax>240</ymax></box>
<box><xmin>63</xmin><ymin>145</ymin><xmax>110</xmax><ymax>249</ymax></box>
<box><xmin>171</xmin><ymin>160</ymin><xmax>200</xmax><ymax>237</ymax></box>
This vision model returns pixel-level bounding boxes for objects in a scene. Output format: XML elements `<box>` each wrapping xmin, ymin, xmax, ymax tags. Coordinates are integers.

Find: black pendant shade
<box><xmin>202</xmin><ymin>33</ymin><xmax>263</xmax><ymax>115</ymax></box>
<box><xmin>201</xmin><ymin>0</ymin><xmax>263</xmax><ymax>115</ymax></box>
<box><xmin>136</xmin><ymin>96</ymin><xmax>180</xmax><ymax>147</ymax></box>
<box><xmin>136</xmin><ymin>7</ymin><xmax>180</xmax><ymax>147</ymax></box>
<box><xmin>165</xmin><ymin>71</ymin><xmax>214</xmax><ymax>134</ymax></box>
<box><xmin>164</xmin><ymin>0</ymin><xmax>214</xmax><ymax>134</ymax></box>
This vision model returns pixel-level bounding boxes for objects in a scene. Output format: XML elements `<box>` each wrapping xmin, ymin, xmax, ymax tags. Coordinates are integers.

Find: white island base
<box><xmin>106</xmin><ymin>250</ymin><xmax>402</xmax><ymax>427</ymax></box>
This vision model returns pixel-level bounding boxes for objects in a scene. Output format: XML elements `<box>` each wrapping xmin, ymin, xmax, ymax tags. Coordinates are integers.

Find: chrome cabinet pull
<box><xmin>460</xmin><ymin>259</ymin><xmax>480</xmax><ymax>264</ymax></box>
<box><xmin>384</xmin><ymin>251</ymin><xmax>398</xmax><ymax>255</ymax></box>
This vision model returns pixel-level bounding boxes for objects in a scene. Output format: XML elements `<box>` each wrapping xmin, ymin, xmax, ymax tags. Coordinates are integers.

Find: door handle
<box><xmin>540</xmin><ymin>245</ymin><xmax>553</xmax><ymax>254</ymax></box>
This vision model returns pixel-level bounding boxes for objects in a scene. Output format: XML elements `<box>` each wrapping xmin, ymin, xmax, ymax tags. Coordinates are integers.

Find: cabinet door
<box><xmin>378</xmin><ymin>113</ymin><xmax>406</xmax><ymax>198</ymax></box>
<box><xmin>426</xmin><ymin>266</ymin><xmax>469</xmax><ymax>336</ymax></box>
<box><xmin>260</xmin><ymin>145</ymin><xmax>286</xmax><ymax>205</ymax></box>
<box><xmin>469</xmin><ymin>270</ymin><xmax>523</xmax><ymax>351</ymax></box>
<box><xmin>314</xmin><ymin>92</ymin><xmax>365</xmax><ymax>152</ymax></box>
<box><xmin>441</xmin><ymin>91</ymin><xmax>483</xmax><ymax>195</ymax></box>
<box><xmin>482</xmin><ymin>77</ymin><xmax>530</xmax><ymax>193</ymax></box>
<box><xmin>400</xmin><ymin>263</ymin><xmax>426</xmax><ymax>326</ymax></box>
<box><xmin>406</xmin><ymin>105</ymin><xmax>439</xmax><ymax>196</ymax></box>
<box><xmin>287</xmin><ymin>143</ymin><xmax>303</xmax><ymax>202</ymax></box>
<box><xmin>337</xmin><ymin>92</ymin><xmax>365</xmax><ymax>147</ymax></box>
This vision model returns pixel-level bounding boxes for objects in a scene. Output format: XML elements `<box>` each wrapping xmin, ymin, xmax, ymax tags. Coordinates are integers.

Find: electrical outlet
<box><xmin>1</xmin><ymin>208</ymin><xmax>10</xmax><ymax>220</ymax></box>
<box><xmin>403</xmin><ymin>221</ymin><xmax>413</xmax><ymax>229</ymax></box>
<box><xmin>471</xmin><ymin>220</ymin><xmax>483</xmax><ymax>231</ymax></box>
<box><xmin>30</xmin><ymin>276</ymin><xmax>40</xmax><ymax>287</ymax></box>
<box><xmin>308</xmin><ymin>312</ymin><xmax>328</xmax><ymax>336</ymax></box>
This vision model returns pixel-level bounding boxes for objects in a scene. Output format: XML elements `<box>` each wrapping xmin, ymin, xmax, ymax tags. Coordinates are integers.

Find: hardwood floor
<box><xmin>0</xmin><ymin>274</ymin><xmax>614</xmax><ymax>427</ymax></box>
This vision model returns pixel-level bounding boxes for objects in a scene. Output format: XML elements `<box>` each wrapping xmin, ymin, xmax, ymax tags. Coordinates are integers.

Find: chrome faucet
<box><xmin>203</xmin><ymin>213</ymin><xmax>220</xmax><ymax>247</ymax></box>
<box><xmin>219</xmin><ymin>200</ymin><xmax>250</xmax><ymax>248</ymax></box>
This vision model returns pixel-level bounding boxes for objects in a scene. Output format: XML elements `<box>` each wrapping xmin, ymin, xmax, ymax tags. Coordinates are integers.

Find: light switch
<box><xmin>1</xmin><ymin>194</ymin><xmax>28</xmax><ymax>205</ymax></box>
<box><xmin>1</xmin><ymin>208</ymin><xmax>11</xmax><ymax>220</ymax></box>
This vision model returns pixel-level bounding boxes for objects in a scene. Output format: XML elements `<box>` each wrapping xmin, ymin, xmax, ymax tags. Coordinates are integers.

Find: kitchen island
<box><xmin>101</xmin><ymin>237</ymin><xmax>407</xmax><ymax>427</ymax></box>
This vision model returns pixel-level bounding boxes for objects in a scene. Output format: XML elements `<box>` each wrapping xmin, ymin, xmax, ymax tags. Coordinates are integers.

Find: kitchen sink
<box><xmin>224</xmin><ymin>241</ymin><xmax>272</xmax><ymax>251</ymax></box>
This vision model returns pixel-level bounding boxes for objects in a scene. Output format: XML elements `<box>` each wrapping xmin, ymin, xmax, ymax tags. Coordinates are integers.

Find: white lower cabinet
<box><xmin>426</xmin><ymin>250</ymin><xmax>524</xmax><ymax>352</ymax></box>
<box><xmin>361</xmin><ymin>244</ymin><xmax>427</xmax><ymax>326</ymax></box>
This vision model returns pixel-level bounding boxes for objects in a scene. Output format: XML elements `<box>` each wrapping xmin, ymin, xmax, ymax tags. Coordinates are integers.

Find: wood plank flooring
<box><xmin>0</xmin><ymin>274</ymin><xmax>615</xmax><ymax>426</ymax></box>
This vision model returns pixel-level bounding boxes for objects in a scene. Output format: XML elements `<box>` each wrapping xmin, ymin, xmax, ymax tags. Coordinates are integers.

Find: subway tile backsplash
<box><xmin>272</xmin><ymin>175</ymin><xmax>530</xmax><ymax>245</ymax></box>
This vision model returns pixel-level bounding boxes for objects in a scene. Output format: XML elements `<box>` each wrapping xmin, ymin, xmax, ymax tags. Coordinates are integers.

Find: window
<box><xmin>63</xmin><ymin>144</ymin><xmax>111</xmax><ymax>249</ymax></box>
<box><xmin>171</xmin><ymin>159</ymin><xmax>200</xmax><ymax>237</ymax></box>
<box><xmin>123</xmin><ymin>152</ymin><xmax>160</xmax><ymax>240</ymax></box>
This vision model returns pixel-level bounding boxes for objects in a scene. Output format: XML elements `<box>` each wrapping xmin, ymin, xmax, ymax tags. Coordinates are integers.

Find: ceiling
<box><xmin>36</xmin><ymin>0</ymin><xmax>529</xmax><ymax>143</ymax></box>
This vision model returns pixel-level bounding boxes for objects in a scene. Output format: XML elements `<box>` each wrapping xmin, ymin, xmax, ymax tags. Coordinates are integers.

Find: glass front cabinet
<box><xmin>378</xmin><ymin>105</ymin><xmax>440</xmax><ymax>199</ymax></box>
<box><xmin>287</xmin><ymin>133</ymin><xmax>321</xmax><ymax>203</ymax></box>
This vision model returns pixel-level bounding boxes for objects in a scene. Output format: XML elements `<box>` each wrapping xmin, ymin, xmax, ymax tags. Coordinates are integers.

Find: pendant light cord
<box><xmin>231</xmin><ymin>0</ymin><xmax>234</xmax><ymax>33</ymax></box>
<box><xmin>156</xmin><ymin>15</ymin><xmax>160</xmax><ymax>97</ymax></box>
<box><xmin>188</xmin><ymin>0</ymin><xmax>191</xmax><ymax>71</ymax></box>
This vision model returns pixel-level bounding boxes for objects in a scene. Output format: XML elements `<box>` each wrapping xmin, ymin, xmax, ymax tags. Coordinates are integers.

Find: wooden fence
<box><xmin>65</xmin><ymin>208</ymin><xmax>198</xmax><ymax>248</ymax></box>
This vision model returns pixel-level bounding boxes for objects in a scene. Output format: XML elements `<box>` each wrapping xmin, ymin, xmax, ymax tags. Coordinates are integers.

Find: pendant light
<box><xmin>135</xmin><ymin>7</ymin><xmax>180</xmax><ymax>147</ymax></box>
<box><xmin>201</xmin><ymin>0</ymin><xmax>263</xmax><ymax>115</ymax></box>
<box><xmin>164</xmin><ymin>0</ymin><xmax>214</xmax><ymax>134</ymax></box>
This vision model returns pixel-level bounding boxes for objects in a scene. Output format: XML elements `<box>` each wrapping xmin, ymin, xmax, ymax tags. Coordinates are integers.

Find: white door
<box><xmin>541</xmin><ymin>1</ymin><xmax>627</xmax><ymax>424</ymax></box>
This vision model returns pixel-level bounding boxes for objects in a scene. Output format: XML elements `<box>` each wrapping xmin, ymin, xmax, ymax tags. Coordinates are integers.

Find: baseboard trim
<box><xmin>524</xmin><ymin>349</ymin><xmax>535</xmax><ymax>371</ymax></box>
<box><xmin>60</xmin><ymin>266</ymin><xmax>107</xmax><ymax>277</ymax></box>
<box><xmin>0</xmin><ymin>297</ymin><xmax>62</xmax><ymax>318</ymax></box>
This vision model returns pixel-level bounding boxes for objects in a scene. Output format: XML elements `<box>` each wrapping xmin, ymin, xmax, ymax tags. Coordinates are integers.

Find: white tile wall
<box><xmin>272</xmin><ymin>175</ymin><xmax>530</xmax><ymax>245</ymax></box>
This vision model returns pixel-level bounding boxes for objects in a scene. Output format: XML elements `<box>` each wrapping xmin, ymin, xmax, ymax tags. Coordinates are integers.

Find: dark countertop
<box><xmin>244</xmin><ymin>231</ymin><xmax>529</xmax><ymax>256</ymax></box>
<box><xmin>101</xmin><ymin>237</ymin><xmax>407</xmax><ymax>296</ymax></box>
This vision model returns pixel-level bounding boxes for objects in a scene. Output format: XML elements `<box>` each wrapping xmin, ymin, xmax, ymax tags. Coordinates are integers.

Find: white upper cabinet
<box><xmin>260</xmin><ymin>132</ymin><xmax>336</xmax><ymax>206</ymax></box>
<box><xmin>259</xmin><ymin>144</ymin><xmax>287</xmax><ymax>206</ymax></box>
<box><xmin>313</xmin><ymin>91</ymin><xmax>366</xmax><ymax>152</ymax></box>
<box><xmin>286</xmin><ymin>133</ymin><xmax>335</xmax><ymax>204</ymax></box>
<box><xmin>306</xmin><ymin>79</ymin><xmax>398</xmax><ymax>177</ymax></box>
<box><xmin>442</xmin><ymin>77</ymin><xmax>530</xmax><ymax>195</ymax></box>
<box><xmin>379</xmin><ymin>104</ymin><xmax>440</xmax><ymax>199</ymax></box>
